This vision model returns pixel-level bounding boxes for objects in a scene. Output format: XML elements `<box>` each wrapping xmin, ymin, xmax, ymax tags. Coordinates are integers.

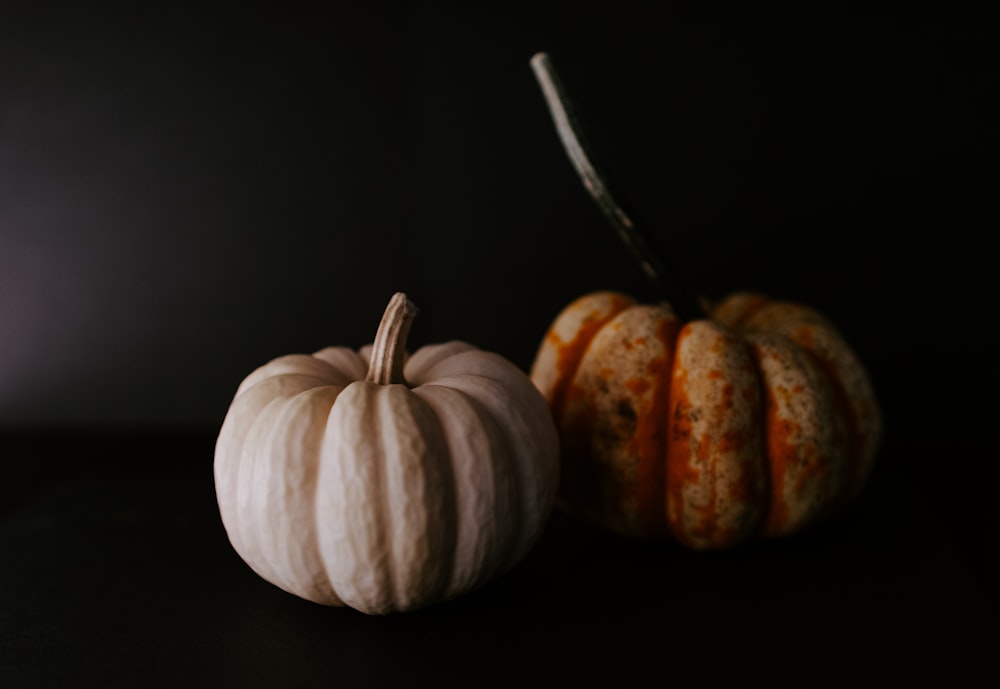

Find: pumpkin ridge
<box><xmin>476</xmin><ymin>396</ymin><xmax>523</xmax><ymax>580</ymax></box>
<box><xmin>551</xmin><ymin>300</ymin><xmax>632</xmax><ymax>421</ymax></box>
<box><xmin>218</xmin><ymin>378</ymin><xmax>320</xmax><ymax>557</ymax></box>
<box><xmin>795</xmin><ymin>342</ymin><xmax>867</xmax><ymax>507</ymax></box>
<box><xmin>710</xmin><ymin>293</ymin><xmax>772</xmax><ymax>329</ymax></box>
<box><xmin>312</xmin><ymin>346</ymin><xmax>368</xmax><ymax>381</ymax></box>
<box><xmin>432</xmin><ymin>372</ymin><xmax>556</xmax><ymax>563</ymax></box>
<box><xmin>378</xmin><ymin>385</ymin><xmax>460</xmax><ymax>611</ymax></box>
<box><xmin>370</xmin><ymin>386</ymin><xmax>399</xmax><ymax>611</ymax></box>
<box><xmin>312</xmin><ymin>383</ymin><xmax>386</xmax><ymax>612</ymax></box>
<box><xmin>731</xmin><ymin>295</ymin><xmax>771</xmax><ymax>327</ymax></box>
<box><xmin>317</xmin><ymin>382</ymin><xmax>399</xmax><ymax>613</ymax></box>
<box><xmin>757</xmin><ymin>313</ymin><xmax>878</xmax><ymax>501</ymax></box>
<box><xmin>283</xmin><ymin>386</ymin><xmax>349</xmax><ymax>605</ymax></box>
<box><xmin>236</xmin><ymin>357</ymin><xmax>349</xmax><ymax>398</ymax></box>
<box><xmin>417</xmin><ymin>350</ymin><xmax>533</xmax><ymax>389</ymax></box>
<box><xmin>750</xmin><ymin>332</ymin><xmax>856</xmax><ymax>538</ymax></box>
<box><xmin>743</xmin><ymin>337</ymin><xmax>778</xmax><ymax>540</ymax></box>
<box><xmin>404</xmin><ymin>342</ymin><xmax>479</xmax><ymax>383</ymax></box>
<box><xmin>476</xmin><ymin>390</ymin><xmax>527</xmax><ymax>576</ymax></box>
<box><xmin>413</xmin><ymin>384</ymin><xmax>517</xmax><ymax>599</ymax></box>
<box><xmin>234</xmin><ymin>395</ymin><xmax>291</xmax><ymax>586</ymax></box>
<box><xmin>257</xmin><ymin>394</ymin><xmax>303</xmax><ymax>595</ymax></box>
<box><xmin>631</xmin><ymin>310</ymin><xmax>679</xmax><ymax>539</ymax></box>
<box><xmin>739</xmin><ymin>305</ymin><xmax>877</xmax><ymax>508</ymax></box>
<box><xmin>235</xmin><ymin>373</ymin><xmax>332</xmax><ymax>402</ymax></box>
<box><xmin>665</xmin><ymin>321</ymin><xmax>766</xmax><ymax>548</ymax></box>
<box><xmin>263</xmin><ymin>387</ymin><xmax>344</xmax><ymax>603</ymax></box>
<box><xmin>626</xmin><ymin>309</ymin><xmax>678</xmax><ymax>537</ymax></box>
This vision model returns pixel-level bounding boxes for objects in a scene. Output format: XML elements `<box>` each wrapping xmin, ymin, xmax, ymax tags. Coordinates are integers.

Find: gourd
<box><xmin>214</xmin><ymin>293</ymin><xmax>559</xmax><ymax>613</ymax></box>
<box><xmin>528</xmin><ymin>53</ymin><xmax>881</xmax><ymax>548</ymax></box>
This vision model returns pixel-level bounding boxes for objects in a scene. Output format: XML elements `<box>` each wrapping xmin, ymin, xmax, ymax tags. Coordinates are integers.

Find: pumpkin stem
<box><xmin>530</xmin><ymin>52</ymin><xmax>704</xmax><ymax>321</ymax></box>
<box><xmin>366</xmin><ymin>292</ymin><xmax>418</xmax><ymax>385</ymax></box>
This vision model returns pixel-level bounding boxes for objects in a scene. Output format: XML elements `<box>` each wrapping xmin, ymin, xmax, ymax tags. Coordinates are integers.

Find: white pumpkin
<box><xmin>214</xmin><ymin>293</ymin><xmax>559</xmax><ymax>614</ymax></box>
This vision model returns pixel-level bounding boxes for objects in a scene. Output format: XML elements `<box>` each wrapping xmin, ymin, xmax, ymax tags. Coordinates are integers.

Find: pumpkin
<box><xmin>214</xmin><ymin>293</ymin><xmax>559</xmax><ymax>614</ymax></box>
<box><xmin>530</xmin><ymin>290</ymin><xmax>880</xmax><ymax>547</ymax></box>
<box><xmin>528</xmin><ymin>53</ymin><xmax>881</xmax><ymax>547</ymax></box>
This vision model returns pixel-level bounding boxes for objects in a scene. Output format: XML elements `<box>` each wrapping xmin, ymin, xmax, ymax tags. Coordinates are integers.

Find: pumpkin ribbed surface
<box><xmin>215</xmin><ymin>341</ymin><xmax>558</xmax><ymax>614</ymax></box>
<box><xmin>530</xmin><ymin>290</ymin><xmax>881</xmax><ymax>548</ymax></box>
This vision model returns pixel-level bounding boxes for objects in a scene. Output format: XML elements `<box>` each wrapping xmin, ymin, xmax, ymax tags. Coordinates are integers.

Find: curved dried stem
<box><xmin>530</xmin><ymin>52</ymin><xmax>703</xmax><ymax>320</ymax></box>
<box><xmin>366</xmin><ymin>292</ymin><xmax>418</xmax><ymax>385</ymax></box>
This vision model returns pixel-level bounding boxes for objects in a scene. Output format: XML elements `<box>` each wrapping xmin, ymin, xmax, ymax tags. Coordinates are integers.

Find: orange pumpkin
<box><xmin>530</xmin><ymin>290</ymin><xmax>880</xmax><ymax>547</ymax></box>
<box><xmin>528</xmin><ymin>53</ymin><xmax>881</xmax><ymax>547</ymax></box>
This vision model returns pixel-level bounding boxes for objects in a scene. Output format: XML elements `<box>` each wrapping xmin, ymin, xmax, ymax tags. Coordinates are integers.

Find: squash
<box><xmin>528</xmin><ymin>53</ymin><xmax>881</xmax><ymax>547</ymax></box>
<box><xmin>214</xmin><ymin>293</ymin><xmax>559</xmax><ymax>613</ymax></box>
<box><xmin>530</xmin><ymin>290</ymin><xmax>880</xmax><ymax>547</ymax></box>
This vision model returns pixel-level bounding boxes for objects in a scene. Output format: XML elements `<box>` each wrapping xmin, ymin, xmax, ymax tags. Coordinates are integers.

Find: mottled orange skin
<box><xmin>554</xmin><ymin>304</ymin><xmax>678</xmax><ymax>537</ymax></box>
<box><xmin>530</xmin><ymin>290</ymin><xmax>882</xmax><ymax>548</ymax></box>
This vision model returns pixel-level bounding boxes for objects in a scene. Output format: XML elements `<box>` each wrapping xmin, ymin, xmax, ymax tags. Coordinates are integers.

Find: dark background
<box><xmin>1</xmin><ymin>3</ymin><xmax>997</xmax><ymax>687</ymax></box>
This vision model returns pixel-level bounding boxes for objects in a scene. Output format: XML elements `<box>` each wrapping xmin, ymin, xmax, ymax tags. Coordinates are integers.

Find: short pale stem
<box><xmin>530</xmin><ymin>52</ymin><xmax>704</xmax><ymax>321</ymax></box>
<box><xmin>366</xmin><ymin>292</ymin><xmax>418</xmax><ymax>385</ymax></box>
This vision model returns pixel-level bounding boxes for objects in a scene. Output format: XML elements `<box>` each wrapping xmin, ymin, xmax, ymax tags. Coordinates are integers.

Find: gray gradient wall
<box><xmin>2</xmin><ymin>5</ymin><xmax>994</xmax><ymax>432</ymax></box>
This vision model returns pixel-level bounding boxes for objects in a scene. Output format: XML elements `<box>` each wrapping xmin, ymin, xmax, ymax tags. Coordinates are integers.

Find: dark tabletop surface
<box><xmin>0</xmin><ymin>429</ymin><xmax>995</xmax><ymax>688</ymax></box>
